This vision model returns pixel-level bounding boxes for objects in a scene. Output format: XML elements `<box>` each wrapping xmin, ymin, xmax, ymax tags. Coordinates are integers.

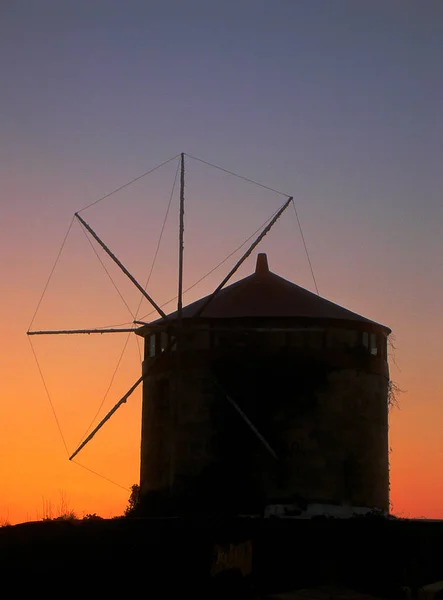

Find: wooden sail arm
<box><xmin>177</xmin><ymin>152</ymin><xmax>185</xmax><ymax>323</ymax></box>
<box><xmin>68</xmin><ymin>335</ymin><xmax>177</xmax><ymax>460</ymax></box>
<box><xmin>213</xmin><ymin>378</ymin><xmax>278</xmax><ymax>459</ymax></box>
<box><xmin>193</xmin><ymin>196</ymin><xmax>293</xmax><ymax>318</ymax></box>
<box><xmin>69</xmin><ymin>374</ymin><xmax>144</xmax><ymax>460</ymax></box>
<box><xmin>75</xmin><ymin>212</ymin><xmax>168</xmax><ymax>321</ymax></box>
<box><xmin>27</xmin><ymin>328</ymin><xmax>136</xmax><ymax>335</ymax></box>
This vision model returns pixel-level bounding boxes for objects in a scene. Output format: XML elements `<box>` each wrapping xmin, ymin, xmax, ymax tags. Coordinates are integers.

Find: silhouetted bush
<box><xmin>44</xmin><ymin>511</ymin><xmax>78</xmax><ymax>522</ymax></box>
<box><xmin>125</xmin><ymin>484</ymin><xmax>140</xmax><ymax>516</ymax></box>
<box><xmin>83</xmin><ymin>513</ymin><xmax>103</xmax><ymax>521</ymax></box>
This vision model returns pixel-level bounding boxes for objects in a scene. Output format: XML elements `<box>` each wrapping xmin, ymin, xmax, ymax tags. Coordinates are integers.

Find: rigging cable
<box><xmin>76</xmin><ymin>331</ymin><xmax>133</xmax><ymax>446</ymax></box>
<box><xmin>134</xmin><ymin>157</ymin><xmax>180</xmax><ymax>321</ymax></box>
<box><xmin>77</xmin><ymin>154</ymin><xmax>180</xmax><ymax>213</ymax></box>
<box><xmin>29</xmin><ymin>332</ymin><xmax>134</xmax><ymax>491</ymax></box>
<box><xmin>27</xmin><ymin>336</ymin><xmax>70</xmax><ymax>457</ymax></box>
<box><xmin>27</xmin><ymin>155</ymin><xmax>180</xmax><ymax>478</ymax></box>
<box><xmin>27</xmin><ymin>153</ymin><xmax>318</xmax><ymax>493</ymax></box>
<box><xmin>291</xmin><ymin>199</ymin><xmax>319</xmax><ymax>295</ymax></box>
<box><xmin>71</xmin><ymin>460</ymin><xmax>130</xmax><ymax>492</ymax></box>
<box><xmin>135</xmin><ymin>333</ymin><xmax>143</xmax><ymax>364</ymax></box>
<box><xmin>185</xmin><ymin>153</ymin><xmax>290</xmax><ymax>198</ymax></box>
<box><xmin>132</xmin><ymin>158</ymin><xmax>180</xmax><ymax>361</ymax></box>
<box><xmin>90</xmin><ymin>320</ymin><xmax>135</xmax><ymax>329</ymax></box>
<box><xmin>26</xmin><ymin>215</ymin><xmax>134</xmax><ymax>488</ymax></box>
<box><xmin>78</xmin><ymin>219</ymin><xmax>135</xmax><ymax>319</ymax></box>
<box><xmin>28</xmin><ymin>216</ymin><xmax>75</xmax><ymax>332</ymax></box>
<box><xmin>138</xmin><ymin>203</ymin><xmax>283</xmax><ymax>321</ymax></box>
<box><xmin>185</xmin><ymin>153</ymin><xmax>319</xmax><ymax>295</ymax></box>
<box><xmin>77</xmin><ymin>159</ymin><xmax>180</xmax><ymax>445</ymax></box>
<box><xmin>26</xmin><ymin>155</ymin><xmax>181</xmax><ymax>493</ymax></box>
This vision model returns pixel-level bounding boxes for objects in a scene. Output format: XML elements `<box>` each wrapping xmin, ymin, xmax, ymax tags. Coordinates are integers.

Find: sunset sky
<box><xmin>1</xmin><ymin>1</ymin><xmax>442</xmax><ymax>524</ymax></box>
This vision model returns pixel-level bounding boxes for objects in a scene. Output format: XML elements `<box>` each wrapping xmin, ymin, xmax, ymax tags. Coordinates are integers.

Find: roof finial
<box><xmin>256</xmin><ymin>253</ymin><xmax>269</xmax><ymax>275</ymax></box>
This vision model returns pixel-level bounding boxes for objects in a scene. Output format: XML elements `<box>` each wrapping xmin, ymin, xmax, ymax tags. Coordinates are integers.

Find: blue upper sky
<box><xmin>2</xmin><ymin>1</ymin><xmax>441</xmax><ymax>194</ymax></box>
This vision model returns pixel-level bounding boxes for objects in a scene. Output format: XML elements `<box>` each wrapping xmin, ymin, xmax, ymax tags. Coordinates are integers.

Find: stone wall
<box><xmin>139</xmin><ymin>346</ymin><xmax>390</xmax><ymax>515</ymax></box>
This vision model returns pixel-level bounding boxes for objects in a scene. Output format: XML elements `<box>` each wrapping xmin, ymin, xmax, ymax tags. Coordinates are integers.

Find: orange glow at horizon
<box><xmin>1</xmin><ymin>158</ymin><xmax>441</xmax><ymax>525</ymax></box>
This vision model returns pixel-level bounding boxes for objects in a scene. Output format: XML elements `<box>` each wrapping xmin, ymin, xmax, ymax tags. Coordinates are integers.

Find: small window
<box><xmin>362</xmin><ymin>332</ymin><xmax>369</xmax><ymax>349</ymax></box>
<box><xmin>370</xmin><ymin>333</ymin><xmax>378</xmax><ymax>356</ymax></box>
<box><xmin>327</xmin><ymin>329</ymin><xmax>358</xmax><ymax>350</ymax></box>
<box><xmin>215</xmin><ymin>332</ymin><xmax>249</xmax><ymax>349</ymax></box>
<box><xmin>161</xmin><ymin>332</ymin><xmax>168</xmax><ymax>352</ymax></box>
<box><xmin>149</xmin><ymin>334</ymin><xmax>156</xmax><ymax>357</ymax></box>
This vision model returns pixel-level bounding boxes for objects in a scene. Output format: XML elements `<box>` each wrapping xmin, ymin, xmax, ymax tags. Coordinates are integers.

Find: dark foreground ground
<box><xmin>1</xmin><ymin>516</ymin><xmax>442</xmax><ymax>598</ymax></box>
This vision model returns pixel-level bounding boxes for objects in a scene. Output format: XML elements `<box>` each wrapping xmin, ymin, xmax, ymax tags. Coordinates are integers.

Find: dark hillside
<box><xmin>1</xmin><ymin>517</ymin><xmax>442</xmax><ymax>597</ymax></box>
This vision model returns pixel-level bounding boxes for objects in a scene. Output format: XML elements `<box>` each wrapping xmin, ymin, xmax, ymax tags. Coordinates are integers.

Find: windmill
<box><xmin>28</xmin><ymin>153</ymin><xmax>391</xmax><ymax>518</ymax></box>
<box><xmin>27</xmin><ymin>153</ymin><xmax>296</xmax><ymax>511</ymax></box>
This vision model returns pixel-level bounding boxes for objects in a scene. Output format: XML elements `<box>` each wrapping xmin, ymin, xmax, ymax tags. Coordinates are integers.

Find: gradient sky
<box><xmin>1</xmin><ymin>1</ymin><xmax>442</xmax><ymax>524</ymax></box>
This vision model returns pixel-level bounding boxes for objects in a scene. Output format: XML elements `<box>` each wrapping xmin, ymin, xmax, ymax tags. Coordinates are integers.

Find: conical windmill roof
<box><xmin>151</xmin><ymin>254</ymin><xmax>390</xmax><ymax>333</ymax></box>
